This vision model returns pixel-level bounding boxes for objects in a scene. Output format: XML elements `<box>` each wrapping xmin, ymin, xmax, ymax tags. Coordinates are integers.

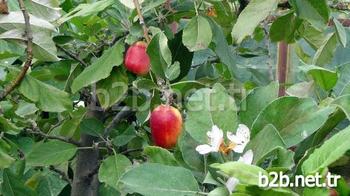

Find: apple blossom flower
<box><xmin>226</xmin><ymin>124</ymin><xmax>250</xmax><ymax>153</ymax></box>
<box><xmin>196</xmin><ymin>124</ymin><xmax>251</xmax><ymax>155</ymax></box>
<box><xmin>225</xmin><ymin>150</ymin><xmax>254</xmax><ymax>194</ymax></box>
<box><xmin>195</xmin><ymin>125</ymin><xmax>223</xmax><ymax>155</ymax></box>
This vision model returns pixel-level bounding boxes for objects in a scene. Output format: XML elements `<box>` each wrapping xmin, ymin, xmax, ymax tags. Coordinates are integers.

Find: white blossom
<box><xmin>195</xmin><ymin>125</ymin><xmax>223</xmax><ymax>155</ymax></box>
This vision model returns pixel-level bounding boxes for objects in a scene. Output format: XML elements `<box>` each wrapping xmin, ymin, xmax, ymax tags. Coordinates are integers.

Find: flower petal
<box><xmin>210</xmin><ymin>125</ymin><xmax>223</xmax><ymax>138</ymax></box>
<box><xmin>233</xmin><ymin>143</ymin><xmax>246</xmax><ymax>153</ymax></box>
<box><xmin>225</xmin><ymin>177</ymin><xmax>239</xmax><ymax>194</ymax></box>
<box><xmin>227</xmin><ymin>132</ymin><xmax>241</xmax><ymax>144</ymax></box>
<box><xmin>210</xmin><ymin>125</ymin><xmax>224</xmax><ymax>151</ymax></box>
<box><xmin>236</xmin><ymin>124</ymin><xmax>250</xmax><ymax>143</ymax></box>
<box><xmin>196</xmin><ymin>144</ymin><xmax>213</xmax><ymax>155</ymax></box>
<box><xmin>238</xmin><ymin>150</ymin><xmax>254</xmax><ymax>165</ymax></box>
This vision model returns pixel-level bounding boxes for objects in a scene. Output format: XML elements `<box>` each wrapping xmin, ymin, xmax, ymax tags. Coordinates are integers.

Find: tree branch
<box><xmin>0</xmin><ymin>0</ymin><xmax>33</xmax><ymax>100</ymax></box>
<box><xmin>103</xmin><ymin>106</ymin><xmax>134</xmax><ymax>137</ymax></box>
<box><xmin>276</xmin><ymin>41</ymin><xmax>289</xmax><ymax>97</ymax></box>
<box><xmin>133</xmin><ymin>0</ymin><xmax>151</xmax><ymax>43</ymax></box>
<box><xmin>25</xmin><ymin>127</ymin><xmax>81</xmax><ymax>146</ymax></box>
<box><xmin>56</xmin><ymin>45</ymin><xmax>88</xmax><ymax>67</ymax></box>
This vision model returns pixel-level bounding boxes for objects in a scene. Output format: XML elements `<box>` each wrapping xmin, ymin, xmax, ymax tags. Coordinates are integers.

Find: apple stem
<box><xmin>133</xmin><ymin>0</ymin><xmax>174</xmax><ymax>106</ymax></box>
<box><xmin>133</xmin><ymin>0</ymin><xmax>151</xmax><ymax>43</ymax></box>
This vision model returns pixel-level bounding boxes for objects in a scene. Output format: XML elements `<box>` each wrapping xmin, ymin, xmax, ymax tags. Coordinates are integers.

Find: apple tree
<box><xmin>0</xmin><ymin>0</ymin><xmax>350</xmax><ymax>195</ymax></box>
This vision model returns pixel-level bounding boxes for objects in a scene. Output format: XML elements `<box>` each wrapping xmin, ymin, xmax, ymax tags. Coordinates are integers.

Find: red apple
<box><xmin>124</xmin><ymin>41</ymin><xmax>150</xmax><ymax>75</ymax></box>
<box><xmin>150</xmin><ymin>105</ymin><xmax>183</xmax><ymax>149</ymax></box>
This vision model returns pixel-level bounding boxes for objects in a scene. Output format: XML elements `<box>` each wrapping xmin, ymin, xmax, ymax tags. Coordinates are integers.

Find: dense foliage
<box><xmin>0</xmin><ymin>0</ymin><xmax>350</xmax><ymax>195</ymax></box>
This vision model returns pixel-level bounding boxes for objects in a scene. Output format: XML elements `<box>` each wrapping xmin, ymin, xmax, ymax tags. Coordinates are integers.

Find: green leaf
<box><xmin>208</xmin><ymin>18</ymin><xmax>239</xmax><ymax>79</ymax></box>
<box><xmin>144</xmin><ymin>146</ymin><xmax>178</xmax><ymax>166</ymax></box>
<box><xmin>251</xmin><ymin>97</ymin><xmax>334</xmax><ymax>147</ymax></box>
<box><xmin>71</xmin><ymin>40</ymin><xmax>125</xmax><ymax>93</ymax></box>
<box><xmin>291</xmin><ymin>0</ymin><xmax>330</xmax><ymax>30</ymax></box>
<box><xmin>239</xmin><ymin>82</ymin><xmax>279</xmax><ymax>128</ymax></box>
<box><xmin>25</xmin><ymin>0</ymin><xmax>61</xmax><ymax>22</ymax></box>
<box><xmin>334</xmin><ymin>63</ymin><xmax>350</xmax><ymax>96</ymax></box>
<box><xmin>98</xmin><ymin>154</ymin><xmax>131</xmax><ymax>190</ymax></box>
<box><xmin>170</xmin><ymin>81</ymin><xmax>205</xmax><ymax>95</ymax></box>
<box><xmin>79</xmin><ymin>118</ymin><xmax>104</xmax><ymax>137</ymax></box>
<box><xmin>263</xmin><ymin>147</ymin><xmax>295</xmax><ymax>172</ymax></box>
<box><xmin>270</xmin><ymin>12</ymin><xmax>301</xmax><ymax>43</ymax></box>
<box><xmin>286</xmin><ymin>81</ymin><xmax>314</xmax><ymax>98</ymax></box>
<box><xmin>334</xmin><ymin>19</ymin><xmax>347</xmax><ymax>47</ymax></box>
<box><xmin>112</xmin><ymin>126</ymin><xmax>137</xmax><ymax>147</ymax></box>
<box><xmin>35</xmin><ymin>170</ymin><xmax>68</xmax><ymax>196</ymax></box>
<box><xmin>298</xmin><ymin>22</ymin><xmax>327</xmax><ymax>50</ymax></box>
<box><xmin>232</xmin><ymin>0</ymin><xmax>279</xmax><ymax>43</ymax></box>
<box><xmin>178</xmin><ymin>132</ymin><xmax>204</xmax><ymax>171</ymax></box>
<box><xmin>0</xmin><ymin>116</ymin><xmax>22</xmax><ymax>135</ymax></box>
<box><xmin>99</xmin><ymin>184</ymin><xmax>120</xmax><ymax>196</ymax></box>
<box><xmin>133</xmin><ymin>79</ymin><xmax>157</xmax><ymax>90</ymax></box>
<box><xmin>97</xmin><ymin>68</ymin><xmax>128</xmax><ymax>109</ymax></box>
<box><xmin>57</xmin><ymin>0</ymin><xmax>114</xmax><ymax>24</ymax></box>
<box><xmin>208</xmin><ymin>187</ymin><xmax>229</xmax><ymax>196</ymax></box>
<box><xmin>141</xmin><ymin>0</ymin><xmax>166</xmax><ymax>14</ymax></box>
<box><xmin>15</xmin><ymin>101</ymin><xmax>38</xmax><ymax>118</ymax></box>
<box><xmin>312</xmin><ymin>33</ymin><xmax>338</xmax><ymax>66</ymax></box>
<box><xmin>185</xmin><ymin>83</ymin><xmax>238</xmax><ymax>143</ymax></box>
<box><xmin>54</xmin><ymin>107</ymin><xmax>87</xmax><ymax>138</ymax></box>
<box><xmin>300</xmin><ymin>65</ymin><xmax>338</xmax><ymax>91</ymax></box>
<box><xmin>2</xmin><ymin>169</ymin><xmax>35</xmax><ymax>196</ymax></box>
<box><xmin>0</xmin><ymin>29</ymin><xmax>59</xmax><ymax>61</ymax></box>
<box><xmin>246</xmin><ymin>124</ymin><xmax>285</xmax><ymax>164</ymax></box>
<box><xmin>0</xmin><ymin>149</ymin><xmax>15</xmax><ymax>169</ymax></box>
<box><xmin>0</xmin><ymin>40</ymin><xmax>24</xmax><ymax>59</ymax></box>
<box><xmin>119</xmin><ymin>163</ymin><xmax>199</xmax><ymax>196</ymax></box>
<box><xmin>303</xmin><ymin>188</ymin><xmax>329</xmax><ymax>196</ymax></box>
<box><xmin>0</xmin><ymin>11</ymin><xmax>55</xmax><ymax>31</ymax></box>
<box><xmin>331</xmin><ymin>95</ymin><xmax>350</xmax><ymax>120</ymax></box>
<box><xmin>26</xmin><ymin>140</ymin><xmax>77</xmax><ymax>166</ymax></box>
<box><xmin>19</xmin><ymin>74</ymin><xmax>72</xmax><ymax>113</ymax></box>
<box><xmin>147</xmin><ymin>31</ymin><xmax>172</xmax><ymax>78</ymax></box>
<box><xmin>211</xmin><ymin>162</ymin><xmax>269</xmax><ymax>186</ymax></box>
<box><xmin>165</xmin><ymin>61</ymin><xmax>180</xmax><ymax>81</ymax></box>
<box><xmin>182</xmin><ymin>16</ymin><xmax>212</xmax><ymax>52</ymax></box>
<box><xmin>302</xmin><ymin>125</ymin><xmax>350</xmax><ymax>174</ymax></box>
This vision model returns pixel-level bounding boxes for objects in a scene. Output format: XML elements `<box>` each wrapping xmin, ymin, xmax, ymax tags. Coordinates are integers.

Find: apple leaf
<box><xmin>119</xmin><ymin>163</ymin><xmax>199</xmax><ymax>196</ymax></box>
<box><xmin>71</xmin><ymin>40</ymin><xmax>125</xmax><ymax>93</ymax></box>
<box><xmin>185</xmin><ymin>83</ymin><xmax>238</xmax><ymax>143</ymax></box>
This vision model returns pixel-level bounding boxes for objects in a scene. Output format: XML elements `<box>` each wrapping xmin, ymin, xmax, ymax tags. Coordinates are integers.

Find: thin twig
<box><xmin>49</xmin><ymin>166</ymin><xmax>72</xmax><ymax>184</ymax></box>
<box><xmin>121</xmin><ymin>148</ymin><xmax>143</xmax><ymax>155</ymax></box>
<box><xmin>25</xmin><ymin>127</ymin><xmax>81</xmax><ymax>146</ymax></box>
<box><xmin>56</xmin><ymin>45</ymin><xmax>88</xmax><ymax>67</ymax></box>
<box><xmin>0</xmin><ymin>0</ymin><xmax>33</xmax><ymax>100</ymax></box>
<box><xmin>103</xmin><ymin>106</ymin><xmax>133</xmax><ymax>137</ymax></box>
<box><xmin>133</xmin><ymin>0</ymin><xmax>151</xmax><ymax>43</ymax></box>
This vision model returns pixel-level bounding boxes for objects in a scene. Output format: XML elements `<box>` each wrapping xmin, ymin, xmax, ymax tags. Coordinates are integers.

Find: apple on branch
<box><xmin>124</xmin><ymin>41</ymin><xmax>151</xmax><ymax>75</ymax></box>
<box><xmin>150</xmin><ymin>105</ymin><xmax>183</xmax><ymax>149</ymax></box>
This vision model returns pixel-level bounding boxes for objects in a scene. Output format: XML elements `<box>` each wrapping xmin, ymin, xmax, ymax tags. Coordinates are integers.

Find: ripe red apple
<box><xmin>150</xmin><ymin>105</ymin><xmax>183</xmax><ymax>149</ymax></box>
<box><xmin>124</xmin><ymin>41</ymin><xmax>150</xmax><ymax>75</ymax></box>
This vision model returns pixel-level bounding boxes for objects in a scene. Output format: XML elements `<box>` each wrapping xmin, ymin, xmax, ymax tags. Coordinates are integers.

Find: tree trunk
<box><xmin>71</xmin><ymin>110</ymin><xmax>101</xmax><ymax>196</ymax></box>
